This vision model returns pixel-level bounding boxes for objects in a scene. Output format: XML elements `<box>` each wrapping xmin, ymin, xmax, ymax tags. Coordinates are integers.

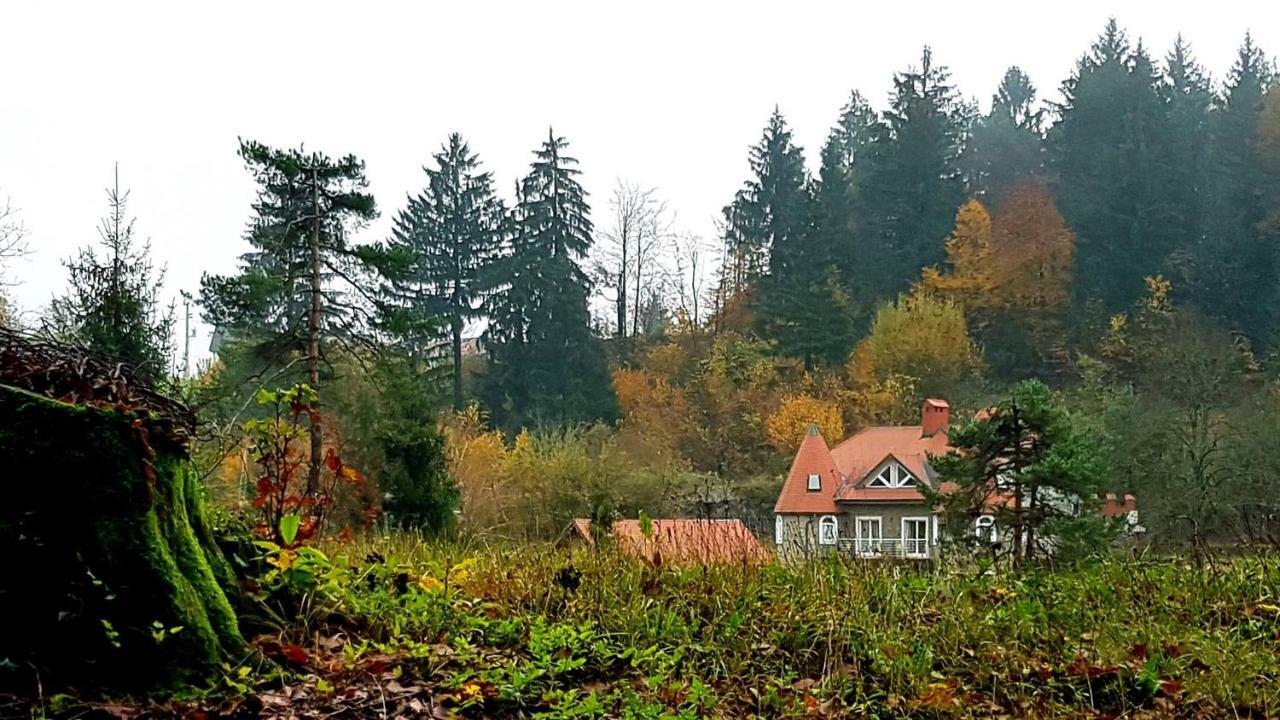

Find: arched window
<box><xmin>818</xmin><ymin>515</ymin><xmax>838</xmax><ymax>545</ymax></box>
<box><xmin>974</xmin><ymin>515</ymin><xmax>996</xmax><ymax>543</ymax></box>
<box><xmin>775</xmin><ymin>514</ymin><xmax>784</xmax><ymax>545</ymax></box>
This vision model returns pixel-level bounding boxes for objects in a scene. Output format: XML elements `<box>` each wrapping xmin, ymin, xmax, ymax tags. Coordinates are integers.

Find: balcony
<box><xmin>837</xmin><ymin>537</ymin><xmax>931</xmax><ymax>559</ymax></box>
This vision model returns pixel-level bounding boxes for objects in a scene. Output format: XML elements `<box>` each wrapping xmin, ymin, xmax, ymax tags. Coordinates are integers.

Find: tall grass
<box><xmin>310</xmin><ymin>532</ymin><xmax>1280</xmax><ymax>717</ymax></box>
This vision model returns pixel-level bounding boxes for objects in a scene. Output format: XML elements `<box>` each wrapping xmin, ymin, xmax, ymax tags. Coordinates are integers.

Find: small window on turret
<box><xmin>807</xmin><ymin>473</ymin><xmax>821</xmax><ymax>491</ymax></box>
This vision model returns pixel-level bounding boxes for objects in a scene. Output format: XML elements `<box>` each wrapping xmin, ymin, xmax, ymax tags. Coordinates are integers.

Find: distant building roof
<box><xmin>564</xmin><ymin>518</ymin><xmax>770</xmax><ymax>566</ymax></box>
<box><xmin>775</xmin><ymin>400</ymin><xmax>952</xmax><ymax>513</ymax></box>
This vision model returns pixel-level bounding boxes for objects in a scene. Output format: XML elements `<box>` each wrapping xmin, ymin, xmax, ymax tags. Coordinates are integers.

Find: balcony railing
<box><xmin>837</xmin><ymin>537</ymin><xmax>931</xmax><ymax>559</ymax></box>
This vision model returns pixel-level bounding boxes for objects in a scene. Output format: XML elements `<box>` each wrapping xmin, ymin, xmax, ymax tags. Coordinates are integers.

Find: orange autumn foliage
<box><xmin>612</xmin><ymin>367</ymin><xmax>695</xmax><ymax>466</ymax></box>
<box><xmin>990</xmin><ymin>181</ymin><xmax>1075</xmax><ymax>310</ymax></box>
<box><xmin>921</xmin><ymin>182</ymin><xmax>1074</xmax><ymax>314</ymax></box>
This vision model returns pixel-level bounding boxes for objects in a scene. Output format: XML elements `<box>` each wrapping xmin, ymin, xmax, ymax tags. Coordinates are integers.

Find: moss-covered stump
<box><xmin>0</xmin><ymin>384</ymin><xmax>245</xmax><ymax>692</ymax></box>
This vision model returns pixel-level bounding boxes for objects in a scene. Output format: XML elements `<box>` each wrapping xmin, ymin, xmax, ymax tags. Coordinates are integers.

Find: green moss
<box><xmin>0</xmin><ymin>384</ymin><xmax>245</xmax><ymax>691</ymax></box>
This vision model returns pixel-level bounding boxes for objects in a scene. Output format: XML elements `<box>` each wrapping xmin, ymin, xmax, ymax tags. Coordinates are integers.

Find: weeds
<box><xmin>215</xmin><ymin>534</ymin><xmax>1280</xmax><ymax>718</ymax></box>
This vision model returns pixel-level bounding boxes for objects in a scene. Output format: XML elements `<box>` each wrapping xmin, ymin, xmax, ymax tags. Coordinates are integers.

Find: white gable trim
<box><xmin>861</xmin><ymin>455</ymin><xmax>919</xmax><ymax>489</ymax></box>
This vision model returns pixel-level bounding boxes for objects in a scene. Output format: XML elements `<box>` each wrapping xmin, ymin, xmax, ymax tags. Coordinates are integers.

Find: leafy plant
<box><xmin>243</xmin><ymin>384</ymin><xmax>367</xmax><ymax>543</ymax></box>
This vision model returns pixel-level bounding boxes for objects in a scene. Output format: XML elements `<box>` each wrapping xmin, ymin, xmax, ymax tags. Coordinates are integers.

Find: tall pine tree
<box><xmin>815</xmin><ymin>91</ymin><xmax>881</xmax><ymax>295</ymax></box>
<box><xmin>721</xmin><ymin>110</ymin><xmax>852</xmax><ymax>367</ymax></box>
<box><xmin>1049</xmin><ymin>20</ymin><xmax>1174</xmax><ymax>316</ymax></box>
<box><xmin>480</xmin><ymin>129</ymin><xmax>616</xmax><ymax>431</ymax></box>
<box><xmin>857</xmin><ymin>47</ymin><xmax>969</xmax><ymax>308</ymax></box>
<box><xmin>46</xmin><ymin>166</ymin><xmax>174</xmax><ymax>383</ymax></box>
<box><xmin>379</xmin><ymin>133</ymin><xmax>505</xmax><ymax>409</ymax></box>
<box><xmin>1159</xmin><ymin>35</ymin><xmax>1214</xmax><ymax>271</ymax></box>
<box><xmin>1198</xmin><ymin>35</ymin><xmax>1275</xmax><ymax>341</ymax></box>
<box><xmin>963</xmin><ymin>67</ymin><xmax>1045</xmax><ymax>208</ymax></box>
<box><xmin>201</xmin><ymin>140</ymin><xmax>379</xmax><ymax>491</ymax></box>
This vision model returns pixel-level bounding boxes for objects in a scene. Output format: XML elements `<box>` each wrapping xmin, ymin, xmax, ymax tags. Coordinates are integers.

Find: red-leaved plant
<box><xmin>243</xmin><ymin>384</ymin><xmax>365</xmax><ymax>545</ymax></box>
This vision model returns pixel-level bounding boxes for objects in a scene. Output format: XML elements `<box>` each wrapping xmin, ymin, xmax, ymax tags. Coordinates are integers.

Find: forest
<box><xmin>2</xmin><ymin>16</ymin><xmax>1280</xmax><ymax>719</ymax></box>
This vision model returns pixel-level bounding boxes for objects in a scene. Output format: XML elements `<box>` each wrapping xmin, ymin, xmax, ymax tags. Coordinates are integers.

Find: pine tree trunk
<box><xmin>307</xmin><ymin>169</ymin><xmax>323</xmax><ymax>496</ymax></box>
<box><xmin>452</xmin><ymin>315</ymin><xmax>464</xmax><ymax>410</ymax></box>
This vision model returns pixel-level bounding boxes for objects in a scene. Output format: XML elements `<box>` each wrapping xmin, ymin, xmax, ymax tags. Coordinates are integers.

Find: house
<box><xmin>774</xmin><ymin>399</ymin><xmax>954</xmax><ymax>559</ymax></box>
<box><xmin>562</xmin><ymin>518</ymin><xmax>771</xmax><ymax>566</ymax></box>
<box><xmin>773</xmin><ymin>399</ymin><xmax>1140</xmax><ymax>560</ymax></box>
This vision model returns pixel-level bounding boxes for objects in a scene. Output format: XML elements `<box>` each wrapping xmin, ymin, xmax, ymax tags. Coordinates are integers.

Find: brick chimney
<box><xmin>921</xmin><ymin>398</ymin><xmax>950</xmax><ymax>437</ymax></box>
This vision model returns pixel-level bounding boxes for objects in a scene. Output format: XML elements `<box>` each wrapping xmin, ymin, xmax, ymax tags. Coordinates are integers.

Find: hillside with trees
<box><xmin>3</xmin><ymin>15</ymin><xmax>1280</xmax><ymax>718</ymax></box>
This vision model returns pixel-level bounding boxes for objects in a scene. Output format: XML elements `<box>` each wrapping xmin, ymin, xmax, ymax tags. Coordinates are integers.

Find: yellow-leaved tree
<box><xmin>853</xmin><ymin>290</ymin><xmax>982</xmax><ymax>398</ymax></box>
<box><xmin>441</xmin><ymin>405</ymin><xmax>511</xmax><ymax>535</ymax></box>
<box><xmin>918</xmin><ymin>199</ymin><xmax>996</xmax><ymax>306</ymax></box>
<box><xmin>766</xmin><ymin>395</ymin><xmax>844</xmax><ymax>449</ymax></box>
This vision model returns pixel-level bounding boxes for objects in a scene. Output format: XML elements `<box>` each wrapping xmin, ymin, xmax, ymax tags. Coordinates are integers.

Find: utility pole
<box><xmin>179</xmin><ymin>290</ymin><xmax>193</xmax><ymax>377</ymax></box>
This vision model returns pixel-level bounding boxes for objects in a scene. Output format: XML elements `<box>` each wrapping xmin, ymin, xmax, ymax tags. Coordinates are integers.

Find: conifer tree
<box><xmin>1049</xmin><ymin>20</ymin><xmax>1174</xmax><ymax>315</ymax></box>
<box><xmin>918</xmin><ymin>199</ymin><xmax>996</xmax><ymax>307</ymax></box>
<box><xmin>815</xmin><ymin>91</ymin><xmax>881</xmax><ymax>283</ymax></box>
<box><xmin>929</xmin><ymin>380</ymin><xmax>1113</xmax><ymax>568</ymax></box>
<box><xmin>963</xmin><ymin>67</ymin><xmax>1044</xmax><ymax>208</ymax></box>
<box><xmin>46</xmin><ymin>166</ymin><xmax>174</xmax><ymax>382</ymax></box>
<box><xmin>379</xmin><ymin>133</ymin><xmax>504</xmax><ymax>409</ymax></box>
<box><xmin>480</xmin><ymin>129</ymin><xmax>617</xmax><ymax>431</ymax></box>
<box><xmin>722</xmin><ymin>109</ymin><xmax>854</xmax><ymax>367</ymax></box>
<box><xmin>722</xmin><ymin>110</ymin><xmax>811</xmax><ymax>282</ymax></box>
<box><xmin>857</xmin><ymin>47</ymin><xmax>969</xmax><ymax>307</ymax></box>
<box><xmin>201</xmin><ymin>140</ymin><xmax>379</xmax><ymax>491</ymax></box>
<box><xmin>1159</xmin><ymin>36</ymin><xmax>1214</xmax><ymax>270</ymax></box>
<box><xmin>1197</xmin><ymin>35</ymin><xmax>1275</xmax><ymax>340</ymax></box>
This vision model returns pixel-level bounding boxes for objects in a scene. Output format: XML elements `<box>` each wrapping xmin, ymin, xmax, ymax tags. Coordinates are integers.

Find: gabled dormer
<box><xmin>863</xmin><ymin>455</ymin><xmax>919</xmax><ymax>489</ymax></box>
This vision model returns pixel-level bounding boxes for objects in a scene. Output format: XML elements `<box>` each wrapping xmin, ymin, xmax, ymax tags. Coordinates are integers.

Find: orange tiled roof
<box><xmin>773</xmin><ymin>424</ymin><xmax>843</xmax><ymax>513</ymax></box>
<box><xmin>830</xmin><ymin>426</ymin><xmax>951</xmax><ymax>502</ymax></box>
<box><xmin>568</xmin><ymin>518</ymin><xmax>771</xmax><ymax>565</ymax></box>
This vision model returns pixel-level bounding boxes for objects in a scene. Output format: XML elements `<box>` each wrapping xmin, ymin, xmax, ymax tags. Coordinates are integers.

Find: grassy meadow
<box><xmin>177</xmin><ymin>533</ymin><xmax>1280</xmax><ymax>719</ymax></box>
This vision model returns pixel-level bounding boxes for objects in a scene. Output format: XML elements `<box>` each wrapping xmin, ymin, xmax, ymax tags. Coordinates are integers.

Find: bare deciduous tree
<box><xmin>0</xmin><ymin>195</ymin><xmax>30</xmax><ymax>323</ymax></box>
<box><xmin>592</xmin><ymin>180</ymin><xmax>672</xmax><ymax>338</ymax></box>
<box><xmin>671</xmin><ymin>231</ymin><xmax>717</xmax><ymax>330</ymax></box>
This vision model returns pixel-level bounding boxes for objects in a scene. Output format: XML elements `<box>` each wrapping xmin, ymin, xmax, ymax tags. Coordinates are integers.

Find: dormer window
<box><xmin>866</xmin><ymin>461</ymin><xmax>917</xmax><ymax>488</ymax></box>
<box><xmin>807</xmin><ymin>473</ymin><xmax>821</xmax><ymax>491</ymax></box>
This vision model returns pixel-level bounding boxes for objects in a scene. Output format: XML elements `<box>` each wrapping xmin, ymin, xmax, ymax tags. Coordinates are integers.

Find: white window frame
<box><xmin>974</xmin><ymin>514</ymin><xmax>996</xmax><ymax>544</ymax></box>
<box><xmin>865</xmin><ymin>461</ymin><xmax>917</xmax><ymax>489</ymax></box>
<box><xmin>775</xmin><ymin>514</ymin><xmax>784</xmax><ymax>546</ymax></box>
<box><xmin>807</xmin><ymin>473</ymin><xmax>821</xmax><ymax>491</ymax></box>
<box><xmin>855</xmin><ymin>515</ymin><xmax>882</xmax><ymax>556</ymax></box>
<box><xmin>818</xmin><ymin>515</ymin><xmax>838</xmax><ymax>545</ymax></box>
<box><xmin>902</xmin><ymin>516</ymin><xmax>930</xmax><ymax>558</ymax></box>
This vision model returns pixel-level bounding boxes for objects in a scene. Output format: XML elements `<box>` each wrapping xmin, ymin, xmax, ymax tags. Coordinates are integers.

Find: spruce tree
<box><xmin>1159</xmin><ymin>35</ymin><xmax>1214</xmax><ymax>268</ymax></box>
<box><xmin>963</xmin><ymin>67</ymin><xmax>1045</xmax><ymax>208</ymax></box>
<box><xmin>379</xmin><ymin>133</ymin><xmax>504</xmax><ymax>409</ymax></box>
<box><xmin>815</xmin><ymin>91</ymin><xmax>881</xmax><ymax>290</ymax></box>
<box><xmin>46</xmin><ymin>166</ymin><xmax>174</xmax><ymax>383</ymax></box>
<box><xmin>1048</xmin><ymin>20</ymin><xmax>1174</xmax><ymax>315</ymax></box>
<box><xmin>201</xmin><ymin>140</ymin><xmax>379</xmax><ymax>491</ymax></box>
<box><xmin>1198</xmin><ymin>35</ymin><xmax>1275</xmax><ymax>340</ymax></box>
<box><xmin>722</xmin><ymin>109</ymin><xmax>852</xmax><ymax>367</ymax></box>
<box><xmin>857</xmin><ymin>47</ymin><xmax>969</xmax><ymax>308</ymax></box>
<box><xmin>480</xmin><ymin>129</ymin><xmax>617</xmax><ymax>431</ymax></box>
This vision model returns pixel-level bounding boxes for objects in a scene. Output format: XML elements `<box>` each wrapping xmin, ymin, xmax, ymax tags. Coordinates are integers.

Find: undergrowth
<box><xmin>216</xmin><ymin>532</ymin><xmax>1280</xmax><ymax>718</ymax></box>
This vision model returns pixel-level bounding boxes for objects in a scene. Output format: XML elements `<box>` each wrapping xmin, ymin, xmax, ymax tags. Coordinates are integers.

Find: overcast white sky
<box><xmin>2</xmin><ymin>0</ymin><xmax>1277</xmax><ymax>363</ymax></box>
